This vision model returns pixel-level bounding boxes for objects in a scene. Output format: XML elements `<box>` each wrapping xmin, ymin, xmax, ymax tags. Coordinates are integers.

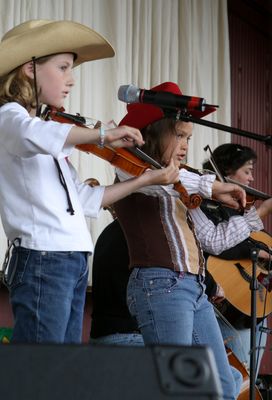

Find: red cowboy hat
<box><xmin>119</xmin><ymin>82</ymin><xmax>216</xmax><ymax>130</ymax></box>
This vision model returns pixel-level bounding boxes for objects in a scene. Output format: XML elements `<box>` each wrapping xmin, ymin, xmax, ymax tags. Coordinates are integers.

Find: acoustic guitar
<box><xmin>207</xmin><ymin>231</ymin><xmax>272</xmax><ymax>318</ymax></box>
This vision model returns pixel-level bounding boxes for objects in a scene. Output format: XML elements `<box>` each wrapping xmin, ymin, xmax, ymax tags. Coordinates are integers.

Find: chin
<box><xmin>49</xmin><ymin>102</ymin><xmax>63</xmax><ymax>109</ymax></box>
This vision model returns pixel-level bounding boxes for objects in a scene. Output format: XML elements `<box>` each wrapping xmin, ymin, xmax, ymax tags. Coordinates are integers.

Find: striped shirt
<box><xmin>190</xmin><ymin>204</ymin><xmax>263</xmax><ymax>255</ymax></box>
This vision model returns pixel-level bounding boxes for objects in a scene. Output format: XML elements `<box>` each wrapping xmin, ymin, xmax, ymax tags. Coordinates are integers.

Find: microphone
<box><xmin>118</xmin><ymin>84</ymin><xmax>218</xmax><ymax>112</ymax></box>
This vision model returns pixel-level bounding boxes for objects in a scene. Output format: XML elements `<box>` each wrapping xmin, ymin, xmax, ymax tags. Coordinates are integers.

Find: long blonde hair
<box><xmin>0</xmin><ymin>55</ymin><xmax>52</xmax><ymax>111</ymax></box>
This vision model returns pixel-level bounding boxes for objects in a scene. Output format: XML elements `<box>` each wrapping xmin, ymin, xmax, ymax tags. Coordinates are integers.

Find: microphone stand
<box><xmin>249</xmin><ymin>248</ymin><xmax>259</xmax><ymax>400</ymax></box>
<box><xmin>178</xmin><ymin>114</ymin><xmax>272</xmax><ymax>147</ymax></box>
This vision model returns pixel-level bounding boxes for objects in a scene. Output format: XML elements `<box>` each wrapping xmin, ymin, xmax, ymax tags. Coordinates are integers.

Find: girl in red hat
<box><xmin>114</xmin><ymin>82</ymin><xmax>246</xmax><ymax>399</ymax></box>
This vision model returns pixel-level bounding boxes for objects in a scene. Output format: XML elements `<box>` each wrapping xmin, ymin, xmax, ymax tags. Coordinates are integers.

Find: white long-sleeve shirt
<box><xmin>0</xmin><ymin>102</ymin><xmax>105</xmax><ymax>252</ymax></box>
<box><xmin>116</xmin><ymin>167</ymin><xmax>215</xmax><ymax>199</ymax></box>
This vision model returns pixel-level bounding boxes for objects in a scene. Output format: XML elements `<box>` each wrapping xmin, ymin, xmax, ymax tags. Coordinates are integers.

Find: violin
<box><xmin>42</xmin><ymin>106</ymin><xmax>202</xmax><ymax>209</ymax></box>
<box><xmin>225</xmin><ymin>177</ymin><xmax>271</xmax><ymax>208</ymax></box>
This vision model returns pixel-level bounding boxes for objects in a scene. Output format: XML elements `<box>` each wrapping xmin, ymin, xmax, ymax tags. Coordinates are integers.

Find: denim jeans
<box><xmin>127</xmin><ymin>267</ymin><xmax>242</xmax><ymax>400</ymax></box>
<box><xmin>217</xmin><ymin>314</ymin><xmax>267</xmax><ymax>373</ymax></box>
<box><xmin>5</xmin><ymin>246</ymin><xmax>89</xmax><ymax>343</ymax></box>
<box><xmin>90</xmin><ymin>333</ymin><xmax>144</xmax><ymax>347</ymax></box>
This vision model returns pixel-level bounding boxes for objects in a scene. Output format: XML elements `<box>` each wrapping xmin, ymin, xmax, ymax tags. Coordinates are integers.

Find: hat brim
<box><xmin>0</xmin><ymin>20</ymin><xmax>115</xmax><ymax>77</ymax></box>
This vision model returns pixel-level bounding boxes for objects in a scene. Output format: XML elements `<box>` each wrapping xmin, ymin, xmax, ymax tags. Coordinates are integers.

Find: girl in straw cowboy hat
<box><xmin>0</xmin><ymin>20</ymin><xmax>181</xmax><ymax>344</ymax></box>
<box><xmin>113</xmin><ymin>82</ymin><xmax>248</xmax><ymax>399</ymax></box>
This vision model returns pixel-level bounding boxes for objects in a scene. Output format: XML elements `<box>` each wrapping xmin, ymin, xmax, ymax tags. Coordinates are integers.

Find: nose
<box><xmin>181</xmin><ymin>139</ymin><xmax>189</xmax><ymax>151</ymax></box>
<box><xmin>248</xmin><ymin>174</ymin><xmax>254</xmax><ymax>183</ymax></box>
<box><xmin>67</xmin><ymin>72</ymin><xmax>75</xmax><ymax>87</ymax></box>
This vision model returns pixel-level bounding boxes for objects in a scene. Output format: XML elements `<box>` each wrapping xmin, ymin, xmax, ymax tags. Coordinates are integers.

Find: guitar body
<box><xmin>207</xmin><ymin>231</ymin><xmax>272</xmax><ymax>318</ymax></box>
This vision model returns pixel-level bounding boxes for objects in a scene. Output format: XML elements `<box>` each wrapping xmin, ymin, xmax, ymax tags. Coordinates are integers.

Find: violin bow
<box><xmin>203</xmin><ymin>144</ymin><xmax>226</xmax><ymax>183</ymax></box>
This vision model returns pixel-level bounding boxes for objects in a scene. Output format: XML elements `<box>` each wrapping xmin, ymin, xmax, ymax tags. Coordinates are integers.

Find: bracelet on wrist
<box><xmin>98</xmin><ymin>126</ymin><xmax>106</xmax><ymax>148</ymax></box>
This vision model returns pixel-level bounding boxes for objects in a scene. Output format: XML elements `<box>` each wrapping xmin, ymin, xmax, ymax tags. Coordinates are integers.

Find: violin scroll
<box><xmin>173</xmin><ymin>182</ymin><xmax>202</xmax><ymax>209</ymax></box>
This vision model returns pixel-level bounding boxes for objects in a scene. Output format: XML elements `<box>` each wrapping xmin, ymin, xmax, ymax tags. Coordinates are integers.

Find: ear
<box><xmin>22</xmin><ymin>61</ymin><xmax>34</xmax><ymax>79</ymax></box>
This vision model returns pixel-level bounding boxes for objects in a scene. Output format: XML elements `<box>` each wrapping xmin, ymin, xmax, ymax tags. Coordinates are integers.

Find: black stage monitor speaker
<box><xmin>0</xmin><ymin>343</ymin><xmax>223</xmax><ymax>400</ymax></box>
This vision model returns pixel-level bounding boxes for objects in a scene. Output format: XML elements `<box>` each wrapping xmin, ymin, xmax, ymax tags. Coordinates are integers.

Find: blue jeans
<box><xmin>217</xmin><ymin>314</ymin><xmax>267</xmax><ymax>373</ymax></box>
<box><xmin>5</xmin><ymin>246</ymin><xmax>89</xmax><ymax>343</ymax></box>
<box><xmin>127</xmin><ymin>268</ymin><xmax>242</xmax><ymax>400</ymax></box>
<box><xmin>90</xmin><ymin>333</ymin><xmax>144</xmax><ymax>346</ymax></box>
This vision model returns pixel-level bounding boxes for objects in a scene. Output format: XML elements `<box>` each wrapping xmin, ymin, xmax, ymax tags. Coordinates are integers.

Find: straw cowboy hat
<box><xmin>0</xmin><ymin>19</ymin><xmax>115</xmax><ymax>77</ymax></box>
<box><xmin>119</xmin><ymin>82</ymin><xmax>216</xmax><ymax>129</ymax></box>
